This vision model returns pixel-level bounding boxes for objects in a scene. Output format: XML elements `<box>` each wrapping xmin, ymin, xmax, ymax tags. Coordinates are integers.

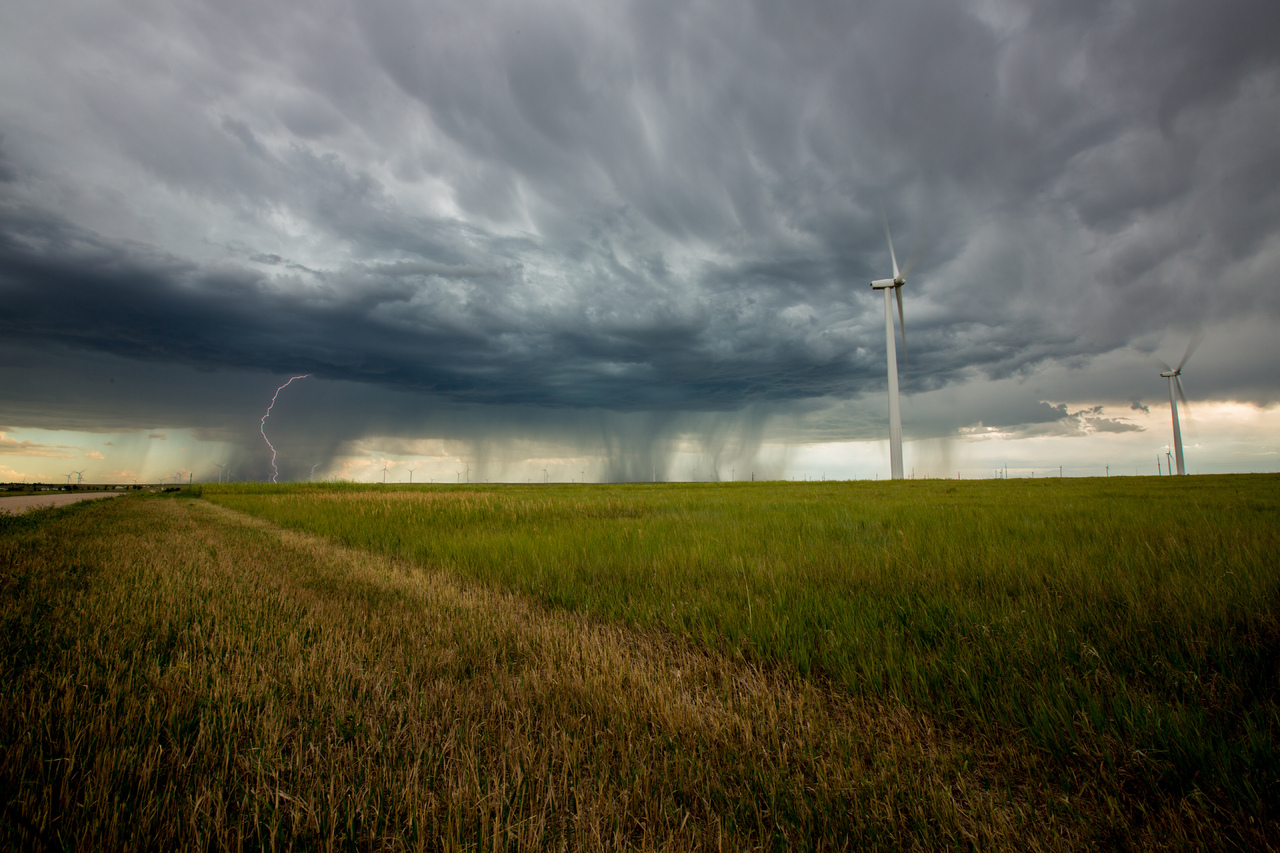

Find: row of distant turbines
<box><xmin>872</xmin><ymin>220</ymin><xmax>1198</xmax><ymax>479</ymax></box>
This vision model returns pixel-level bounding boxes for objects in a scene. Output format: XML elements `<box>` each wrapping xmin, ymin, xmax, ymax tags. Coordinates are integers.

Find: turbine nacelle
<box><xmin>1159</xmin><ymin>370</ymin><xmax>1179</xmax><ymax>378</ymax></box>
<box><xmin>870</xmin><ymin>277</ymin><xmax>905</xmax><ymax>289</ymax></box>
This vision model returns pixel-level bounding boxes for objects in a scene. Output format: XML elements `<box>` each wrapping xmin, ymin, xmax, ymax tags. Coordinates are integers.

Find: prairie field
<box><xmin>1</xmin><ymin>475</ymin><xmax>1277</xmax><ymax>849</ymax></box>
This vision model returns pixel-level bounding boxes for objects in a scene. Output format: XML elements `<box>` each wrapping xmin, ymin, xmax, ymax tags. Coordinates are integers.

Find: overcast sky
<box><xmin>2</xmin><ymin>0</ymin><xmax>1279</xmax><ymax>483</ymax></box>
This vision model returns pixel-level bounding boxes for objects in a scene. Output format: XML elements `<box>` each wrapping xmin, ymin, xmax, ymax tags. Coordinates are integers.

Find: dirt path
<box><xmin>0</xmin><ymin>492</ymin><xmax>121</xmax><ymax>514</ymax></box>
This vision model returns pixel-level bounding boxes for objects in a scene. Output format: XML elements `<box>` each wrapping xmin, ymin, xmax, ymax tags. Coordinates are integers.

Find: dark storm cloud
<box><xmin>1</xmin><ymin>0</ymin><xmax>1279</xmax><ymax>435</ymax></box>
<box><xmin>0</xmin><ymin>342</ymin><xmax>790</xmax><ymax>481</ymax></box>
<box><xmin>0</xmin><ymin>200</ymin><xmax>875</xmax><ymax>410</ymax></box>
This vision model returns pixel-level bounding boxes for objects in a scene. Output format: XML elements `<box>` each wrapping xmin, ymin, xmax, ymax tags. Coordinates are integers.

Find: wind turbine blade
<box><xmin>896</xmin><ymin>285</ymin><xmax>908</xmax><ymax>373</ymax></box>
<box><xmin>883</xmin><ymin>214</ymin><xmax>900</xmax><ymax>280</ymax></box>
<box><xmin>899</xmin><ymin>218</ymin><xmax>933</xmax><ymax>279</ymax></box>
<box><xmin>1175</xmin><ymin>375</ymin><xmax>1197</xmax><ymax>440</ymax></box>
<box><xmin>1177</xmin><ymin>326</ymin><xmax>1203</xmax><ymax>372</ymax></box>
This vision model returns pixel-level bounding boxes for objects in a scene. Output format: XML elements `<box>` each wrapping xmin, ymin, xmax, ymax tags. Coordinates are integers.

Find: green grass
<box><xmin>3</xmin><ymin>478</ymin><xmax>1277</xmax><ymax>848</ymax></box>
<box><xmin>204</xmin><ymin>476</ymin><xmax>1280</xmax><ymax>812</ymax></box>
<box><xmin>0</xmin><ymin>491</ymin><xmax>1084</xmax><ymax>850</ymax></box>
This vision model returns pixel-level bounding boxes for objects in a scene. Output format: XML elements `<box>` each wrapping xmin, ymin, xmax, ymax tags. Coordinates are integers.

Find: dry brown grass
<box><xmin>1</xmin><ymin>494</ymin><xmax>1272</xmax><ymax>850</ymax></box>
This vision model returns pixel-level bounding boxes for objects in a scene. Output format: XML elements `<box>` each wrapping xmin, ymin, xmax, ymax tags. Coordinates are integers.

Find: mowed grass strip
<box><xmin>1</xmin><ymin>492</ymin><xmax>1112</xmax><ymax>850</ymax></box>
<box><xmin>205</xmin><ymin>476</ymin><xmax>1280</xmax><ymax>820</ymax></box>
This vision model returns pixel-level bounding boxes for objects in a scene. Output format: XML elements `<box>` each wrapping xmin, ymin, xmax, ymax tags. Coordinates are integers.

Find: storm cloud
<box><xmin>2</xmin><ymin>0</ymin><xmax>1279</xmax><ymax>478</ymax></box>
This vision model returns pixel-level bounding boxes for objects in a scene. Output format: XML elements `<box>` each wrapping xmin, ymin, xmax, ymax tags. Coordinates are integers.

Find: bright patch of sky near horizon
<box><xmin>4</xmin><ymin>399</ymin><xmax>1277</xmax><ymax>484</ymax></box>
<box><xmin>2</xmin><ymin>0</ymin><xmax>1279</xmax><ymax>480</ymax></box>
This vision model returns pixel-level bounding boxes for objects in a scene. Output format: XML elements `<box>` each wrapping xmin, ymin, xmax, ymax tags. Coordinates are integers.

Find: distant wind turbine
<box><xmin>542</xmin><ymin>468</ymin><xmax>548</xmax><ymax>484</ymax></box>
<box><xmin>1157</xmin><ymin>332</ymin><xmax>1201</xmax><ymax>476</ymax></box>
<box><xmin>870</xmin><ymin>216</ymin><xmax>914</xmax><ymax>480</ymax></box>
<box><xmin>216</xmin><ymin>463</ymin><xmax>226</xmax><ymax>484</ymax></box>
<box><xmin>407</xmin><ymin>468</ymin><xmax>414</xmax><ymax>484</ymax></box>
<box><xmin>72</xmin><ymin>469</ymin><xmax>86</xmax><ymax>484</ymax></box>
<box><xmin>382</xmin><ymin>463</ymin><xmax>389</xmax><ymax>484</ymax></box>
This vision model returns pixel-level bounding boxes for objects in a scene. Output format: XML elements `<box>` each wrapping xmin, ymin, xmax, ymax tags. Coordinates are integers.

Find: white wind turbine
<box><xmin>1157</xmin><ymin>333</ymin><xmax>1201</xmax><ymax>476</ymax></box>
<box><xmin>870</xmin><ymin>219</ymin><xmax>912</xmax><ymax>479</ymax></box>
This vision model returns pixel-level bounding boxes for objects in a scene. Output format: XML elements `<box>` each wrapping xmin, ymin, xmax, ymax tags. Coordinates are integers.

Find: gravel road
<box><xmin>0</xmin><ymin>492</ymin><xmax>123</xmax><ymax>514</ymax></box>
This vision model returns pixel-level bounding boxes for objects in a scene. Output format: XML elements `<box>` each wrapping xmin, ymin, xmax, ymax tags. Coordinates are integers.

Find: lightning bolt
<box><xmin>261</xmin><ymin>374</ymin><xmax>310</xmax><ymax>483</ymax></box>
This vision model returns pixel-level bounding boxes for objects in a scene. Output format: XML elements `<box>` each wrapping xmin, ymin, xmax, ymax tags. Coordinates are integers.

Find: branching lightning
<box><xmin>261</xmin><ymin>374</ymin><xmax>310</xmax><ymax>483</ymax></box>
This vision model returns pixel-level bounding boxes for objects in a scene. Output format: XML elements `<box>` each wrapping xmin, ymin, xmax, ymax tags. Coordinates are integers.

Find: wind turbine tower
<box><xmin>870</xmin><ymin>219</ymin><xmax>911</xmax><ymax>479</ymax></box>
<box><xmin>1158</xmin><ymin>334</ymin><xmax>1200</xmax><ymax>476</ymax></box>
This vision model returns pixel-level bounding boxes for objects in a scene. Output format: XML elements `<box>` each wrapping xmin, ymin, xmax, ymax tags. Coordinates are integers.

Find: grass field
<box><xmin>2</xmin><ymin>476</ymin><xmax>1277</xmax><ymax>849</ymax></box>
